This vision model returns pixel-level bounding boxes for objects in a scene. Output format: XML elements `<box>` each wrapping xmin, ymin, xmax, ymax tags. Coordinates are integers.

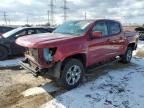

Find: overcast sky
<box><xmin>0</xmin><ymin>0</ymin><xmax>144</xmax><ymax>25</ymax></box>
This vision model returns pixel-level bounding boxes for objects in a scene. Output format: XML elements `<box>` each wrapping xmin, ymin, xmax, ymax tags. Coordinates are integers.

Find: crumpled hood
<box><xmin>16</xmin><ymin>33</ymin><xmax>79</xmax><ymax>48</ymax></box>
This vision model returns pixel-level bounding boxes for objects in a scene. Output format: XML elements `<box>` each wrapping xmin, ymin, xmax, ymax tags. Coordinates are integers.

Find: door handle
<box><xmin>107</xmin><ymin>39</ymin><xmax>116</xmax><ymax>44</ymax></box>
<box><xmin>120</xmin><ymin>37</ymin><xmax>123</xmax><ymax>39</ymax></box>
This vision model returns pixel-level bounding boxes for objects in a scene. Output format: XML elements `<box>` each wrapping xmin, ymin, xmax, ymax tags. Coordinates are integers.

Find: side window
<box><xmin>109</xmin><ymin>22</ymin><xmax>121</xmax><ymax>35</ymax></box>
<box><xmin>92</xmin><ymin>21</ymin><xmax>108</xmax><ymax>36</ymax></box>
<box><xmin>16</xmin><ymin>30</ymin><xmax>27</xmax><ymax>37</ymax></box>
<box><xmin>36</xmin><ymin>29</ymin><xmax>48</xmax><ymax>34</ymax></box>
<box><xmin>28</xmin><ymin>29</ymin><xmax>35</xmax><ymax>35</ymax></box>
<box><xmin>0</xmin><ymin>27</ymin><xmax>2</xmax><ymax>32</ymax></box>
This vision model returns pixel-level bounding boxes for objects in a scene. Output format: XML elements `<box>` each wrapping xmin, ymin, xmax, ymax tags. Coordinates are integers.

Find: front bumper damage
<box><xmin>19</xmin><ymin>60</ymin><xmax>62</xmax><ymax>79</ymax></box>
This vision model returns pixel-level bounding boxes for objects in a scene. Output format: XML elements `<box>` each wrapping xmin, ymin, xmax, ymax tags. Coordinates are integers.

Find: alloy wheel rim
<box><xmin>127</xmin><ymin>49</ymin><xmax>132</xmax><ymax>61</ymax></box>
<box><xmin>66</xmin><ymin>65</ymin><xmax>81</xmax><ymax>85</ymax></box>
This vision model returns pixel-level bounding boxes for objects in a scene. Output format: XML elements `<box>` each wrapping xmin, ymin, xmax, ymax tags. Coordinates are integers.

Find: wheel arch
<box><xmin>62</xmin><ymin>53</ymin><xmax>87</xmax><ymax>68</ymax></box>
<box><xmin>128</xmin><ymin>43</ymin><xmax>137</xmax><ymax>50</ymax></box>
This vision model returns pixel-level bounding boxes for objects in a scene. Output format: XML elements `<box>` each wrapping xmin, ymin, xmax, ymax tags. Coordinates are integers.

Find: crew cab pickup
<box><xmin>16</xmin><ymin>19</ymin><xmax>138</xmax><ymax>89</ymax></box>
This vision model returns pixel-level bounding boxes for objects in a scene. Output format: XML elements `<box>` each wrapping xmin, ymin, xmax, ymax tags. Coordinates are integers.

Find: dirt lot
<box><xmin>0</xmin><ymin>68</ymin><xmax>53</xmax><ymax>108</ymax></box>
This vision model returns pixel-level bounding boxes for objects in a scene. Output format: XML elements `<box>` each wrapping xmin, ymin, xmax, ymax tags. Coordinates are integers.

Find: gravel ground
<box><xmin>0</xmin><ymin>67</ymin><xmax>53</xmax><ymax>108</ymax></box>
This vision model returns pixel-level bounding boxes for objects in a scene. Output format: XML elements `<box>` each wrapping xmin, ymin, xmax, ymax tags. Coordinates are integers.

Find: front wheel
<box><xmin>59</xmin><ymin>58</ymin><xmax>85</xmax><ymax>90</ymax></box>
<box><xmin>120</xmin><ymin>47</ymin><xmax>133</xmax><ymax>63</ymax></box>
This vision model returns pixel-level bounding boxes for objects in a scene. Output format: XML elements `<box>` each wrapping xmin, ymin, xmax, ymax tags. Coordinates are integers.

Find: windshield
<box><xmin>53</xmin><ymin>20</ymin><xmax>93</xmax><ymax>35</ymax></box>
<box><xmin>2</xmin><ymin>27</ymin><xmax>23</xmax><ymax>38</ymax></box>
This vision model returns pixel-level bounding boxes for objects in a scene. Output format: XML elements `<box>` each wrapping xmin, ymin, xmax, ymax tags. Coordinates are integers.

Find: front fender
<box><xmin>53</xmin><ymin>44</ymin><xmax>87</xmax><ymax>62</ymax></box>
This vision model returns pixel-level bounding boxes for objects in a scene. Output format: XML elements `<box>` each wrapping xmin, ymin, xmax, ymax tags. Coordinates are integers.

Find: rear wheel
<box><xmin>59</xmin><ymin>58</ymin><xmax>85</xmax><ymax>89</ymax></box>
<box><xmin>120</xmin><ymin>47</ymin><xmax>133</xmax><ymax>63</ymax></box>
<box><xmin>0</xmin><ymin>46</ymin><xmax>8</xmax><ymax>60</ymax></box>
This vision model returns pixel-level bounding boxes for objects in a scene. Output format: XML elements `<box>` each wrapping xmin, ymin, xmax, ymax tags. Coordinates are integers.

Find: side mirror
<box><xmin>92</xmin><ymin>31</ymin><xmax>102</xmax><ymax>38</ymax></box>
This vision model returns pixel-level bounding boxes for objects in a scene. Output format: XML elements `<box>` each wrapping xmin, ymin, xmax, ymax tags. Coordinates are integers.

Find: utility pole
<box><xmin>50</xmin><ymin>0</ymin><xmax>54</xmax><ymax>25</ymax></box>
<box><xmin>8</xmin><ymin>17</ymin><xmax>11</xmax><ymax>25</ymax></box>
<box><xmin>47</xmin><ymin>10</ymin><xmax>50</xmax><ymax>25</ymax></box>
<box><xmin>26</xmin><ymin>15</ymin><xmax>29</xmax><ymax>25</ymax></box>
<box><xmin>84</xmin><ymin>11</ymin><xmax>87</xmax><ymax>20</ymax></box>
<box><xmin>61</xmin><ymin>0</ymin><xmax>68</xmax><ymax>22</ymax></box>
<box><xmin>3</xmin><ymin>11</ymin><xmax>7</xmax><ymax>25</ymax></box>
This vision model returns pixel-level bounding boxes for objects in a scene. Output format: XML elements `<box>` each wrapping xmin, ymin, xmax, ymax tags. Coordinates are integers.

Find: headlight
<box><xmin>43</xmin><ymin>48</ymin><xmax>56</xmax><ymax>62</ymax></box>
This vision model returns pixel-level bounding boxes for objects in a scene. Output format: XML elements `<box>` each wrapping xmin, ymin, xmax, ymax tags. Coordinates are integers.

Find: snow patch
<box><xmin>41</xmin><ymin>57</ymin><xmax>144</xmax><ymax>108</ymax></box>
<box><xmin>133</xmin><ymin>41</ymin><xmax>144</xmax><ymax>56</ymax></box>
<box><xmin>0</xmin><ymin>58</ymin><xmax>23</xmax><ymax>68</ymax></box>
<box><xmin>138</xmin><ymin>41</ymin><xmax>144</xmax><ymax>49</ymax></box>
<box><xmin>22</xmin><ymin>83</ymin><xmax>60</xmax><ymax>97</ymax></box>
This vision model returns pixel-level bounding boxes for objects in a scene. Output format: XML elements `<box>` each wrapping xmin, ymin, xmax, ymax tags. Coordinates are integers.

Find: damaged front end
<box><xmin>43</xmin><ymin>48</ymin><xmax>57</xmax><ymax>63</ymax></box>
<box><xmin>20</xmin><ymin>47</ymin><xmax>62</xmax><ymax>79</ymax></box>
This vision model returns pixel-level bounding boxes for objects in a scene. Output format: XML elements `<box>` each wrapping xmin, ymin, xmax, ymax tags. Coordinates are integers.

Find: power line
<box><xmin>26</xmin><ymin>15</ymin><xmax>29</xmax><ymax>25</ymax></box>
<box><xmin>61</xmin><ymin>0</ymin><xmax>69</xmax><ymax>22</ymax></box>
<box><xmin>84</xmin><ymin>11</ymin><xmax>87</xmax><ymax>20</ymax></box>
<box><xmin>47</xmin><ymin>10</ymin><xmax>50</xmax><ymax>24</ymax></box>
<box><xmin>3</xmin><ymin>11</ymin><xmax>8</xmax><ymax>25</ymax></box>
<box><xmin>49</xmin><ymin>0</ymin><xmax>55</xmax><ymax>25</ymax></box>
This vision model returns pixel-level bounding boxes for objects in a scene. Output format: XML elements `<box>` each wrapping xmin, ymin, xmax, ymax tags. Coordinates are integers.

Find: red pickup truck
<box><xmin>16</xmin><ymin>19</ymin><xmax>138</xmax><ymax>89</ymax></box>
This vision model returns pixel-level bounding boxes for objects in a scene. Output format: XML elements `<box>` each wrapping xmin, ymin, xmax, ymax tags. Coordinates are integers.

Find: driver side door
<box><xmin>88</xmin><ymin>20</ymin><xmax>112</xmax><ymax>65</ymax></box>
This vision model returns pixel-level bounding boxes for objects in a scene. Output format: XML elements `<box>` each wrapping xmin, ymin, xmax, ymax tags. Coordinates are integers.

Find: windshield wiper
<box><xmin>55</xmin><ymin>31</ymin><xmax>74</xmax><ymax>35</ymax></box>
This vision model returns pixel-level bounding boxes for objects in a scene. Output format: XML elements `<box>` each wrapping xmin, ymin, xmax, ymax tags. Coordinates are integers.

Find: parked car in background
<box><xmin>135</xmin><ymin>27</ymin><xmax>144</xmax><ymax>40</ymax></box>
<box><xmin>16</xmin><ymin>19</ymin><xmax>138</xmax><ymax>89</ymax></box>
<box><xmin>43</xmin><ymin>27</ymin><xmax>56</xmax><ymax>33</ymax></box>
<box><xmin>0</xmin><ymin>27</ymin><xmax>54</xmax><ymax>60</ymax></box>
<box><xmin>0</xmin><ymin>26</ymin><xmax>14</xmax><ymax>35</ymax></box>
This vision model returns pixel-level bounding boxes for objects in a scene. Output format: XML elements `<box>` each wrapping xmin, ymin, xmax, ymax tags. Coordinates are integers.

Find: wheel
<box><xmin>59</xmin><ymin>58</ymin><xmax>85</xmax><ymax>89</ymax></box>
<box><xmin>120</xmin><ymin>47</ymin><xmax>133</xmax><ymax>63</ymax></box>
<box><xmin>0</xmin><ymin>46</ymin><xmax>8</xmax><ymax>60</ymax></box>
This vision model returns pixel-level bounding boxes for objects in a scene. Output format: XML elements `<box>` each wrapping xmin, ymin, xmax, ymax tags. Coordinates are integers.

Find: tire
<box><xmin>0</xmin><ymin>46</ymin><xmax>8</xmax><ymax>60</ymax></box>
<box><xmin>59</xmin><ymin>58</ymin><xmax>85</xmax><ymax>90</ymax></box>
<box><xmin>120</xmin><ymin>47</ymin><xmax>133</xmax><ymax>63</ymax></box>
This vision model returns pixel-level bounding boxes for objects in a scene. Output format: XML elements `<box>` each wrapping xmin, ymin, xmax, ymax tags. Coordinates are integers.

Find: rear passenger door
<box><xmin>107</xmin><ymin>21</ymin><xmax>125</xmax><ymax>57</ymax></box>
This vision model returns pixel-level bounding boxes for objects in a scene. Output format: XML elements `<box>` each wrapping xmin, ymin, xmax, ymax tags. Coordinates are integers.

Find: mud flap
<box><xmin>45</xmin><ymin>61</ymin><xmax>62</xmax><ymax>79</ymax></box>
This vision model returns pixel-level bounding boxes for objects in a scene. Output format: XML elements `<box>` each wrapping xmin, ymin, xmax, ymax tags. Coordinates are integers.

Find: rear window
<box><xmin>36</xmin><ymin>28</ymin><xmax>48</xmax><ymax>33</ymax></box>
<box><xmin>109</xmin><ymin>22</ymin><xmax>121</xmax><ymax>35</ymax></box>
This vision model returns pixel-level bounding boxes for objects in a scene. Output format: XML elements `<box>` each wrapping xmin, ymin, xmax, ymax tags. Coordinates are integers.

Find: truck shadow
<box><xmin>84</xmin><ymin>61</ymin><xmax>138</xmax><ymax>83</ymax></box>
<box><xmin>40</xmin><ymin>57</ymin><xmax>143</xmax><ymax>108</ymax></box>
<box><xmin>39</xmin><ymin>58</ymin><xmax>139</xmax><ymax>98</ymax></box>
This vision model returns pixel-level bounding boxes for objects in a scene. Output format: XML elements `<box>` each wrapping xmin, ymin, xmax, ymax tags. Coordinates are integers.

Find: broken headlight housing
<box><xmin>27</xmin><ymin>48</ymin><xmax>39</xmax><ymax>61</ymax></box>
<box><xmin>43</xmin><ymin>48</ymin><xmax>57</xmax><ymax>62</ymax></box>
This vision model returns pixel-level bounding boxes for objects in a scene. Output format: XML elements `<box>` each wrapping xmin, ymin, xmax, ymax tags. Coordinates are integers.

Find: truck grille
<box><xmin>29</xmin><ymin>60</ymin><xmax>37</xmax><ymax>69</ymax></box>
<box><xmin>26</xmin><ymin>48</ymin><xmax>38</xmax><ymax>61</ymax></box>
